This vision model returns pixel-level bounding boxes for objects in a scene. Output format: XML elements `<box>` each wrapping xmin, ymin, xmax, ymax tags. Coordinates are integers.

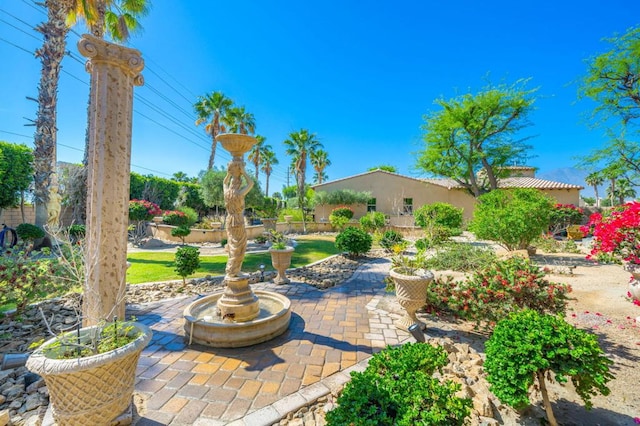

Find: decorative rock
<box><xmin>0</xmin><ymin>409</ymin><xmax>8</xmax><ymax>426</ymax></box>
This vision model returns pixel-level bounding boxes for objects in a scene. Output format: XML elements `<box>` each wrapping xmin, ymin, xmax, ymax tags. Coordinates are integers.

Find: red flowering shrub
<box><xmin>548</xmin><ymin>203</ymin><xmax>584</xmax><ymax>235</ymax></box>
<box><xmin>162</xmin><ymin>210</ymin><xmax>188</xmax><ymax>226</ymax></box>
<box><xmin>129</xmin><ymin>199</ymin><xmax>162</xmax><ymax>222</ymax></box>
<box><xmin>425</xmin><ymin>257</ymin><xmax>571</xmax><ymax>328</ymax></box>
<box><xmin>582</xmin><ymin>201</ymin><xmax>640</xmax><ymax>264</ymax></box>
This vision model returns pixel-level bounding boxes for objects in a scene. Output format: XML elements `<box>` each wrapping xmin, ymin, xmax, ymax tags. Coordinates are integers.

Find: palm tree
<box><xmin>247</xmin><ymin>135</ymin><xmax>265</xmax><ymax>180</ymax></box>
<box><xmin>283</xmin><ymin>129</ymin><xmax>322</xmax><ymax>232</ymax></box>
<box><xmin>172</xmin><ymin>171</ymin><xmax>189</xmax><ymax>182</ymax></box>
<box><xmin>32</xmin><ymin>0</ymin><xmax>73</xmax><ymax>227</ymax></box>
<box><xmin>260</xmin><ymin>147</ymin><xmax>279</xmax><ymax>197</ymax></box>
<box><xmin>310</xmin><ymin>149</ymin><xmax>331</xmax><ymax>184</ymax></box>
<box><xmin>194</xmin><ymin>91</ymin><xmax>233</xmax><ymax>170</ymax></box>
<box><xmin>225</xmin><ymin>106</ymin><xmax>256</xmax><ymax>135</ymax></box>
<box><xmin>610</xmin><ymin>177</ymin><xmax>637</xmax><ymax>205</ymax></box>
<box><xmin>585</xmin><ymin>172</ymin><xmax>604</xmax><ymax>208</ymax></box>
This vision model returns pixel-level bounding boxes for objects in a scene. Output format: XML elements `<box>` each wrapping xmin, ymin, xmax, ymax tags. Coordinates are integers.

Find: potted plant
<box><xmin>583</xmin><ymin>201</ymin><xmax>640</xmax><ymax>299</ymax></box>
<box><xmin>388</xmin><ymin>242</ymin><xmax>433</xmax><ymax>331</ymax></box>
<box><xmin>268</xmin><ymin>229</ymin><xmax>294</xmax><ymax>284</ymax></box>
<box><xmin>26</xmin><ymin>319</ymin><xmax>152</xmax><ymax>426</ymax></box>
<box><xmin>25</xmin><ymin>229</ymin><xmax>152</xmax><ymax>426</ymax></box>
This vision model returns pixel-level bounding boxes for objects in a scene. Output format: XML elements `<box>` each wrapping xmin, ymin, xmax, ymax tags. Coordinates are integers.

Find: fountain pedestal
<box><xmin>217</xmin><ymin>275</ymin><xmax>259</xmax><ymax>322</ymax></box>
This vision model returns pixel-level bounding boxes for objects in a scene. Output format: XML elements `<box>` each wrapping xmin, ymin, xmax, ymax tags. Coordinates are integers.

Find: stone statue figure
<box><xmin>223</xmin><ymin>158</ymin><xmax>254</xmax><ymax>277</ymax></box>
<box><xmin>46</xmin><ymin>175</ymin><xmax>62</xmax><ymax>230</ymax></box>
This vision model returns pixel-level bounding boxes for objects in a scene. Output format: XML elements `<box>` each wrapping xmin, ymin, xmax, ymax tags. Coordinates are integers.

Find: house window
<box><xmin>403</xmin><ymin>198</ymin><xmax>413</xmax><ymax>214</ymax></box>
<box><xmin>367</xmin><ymin>198</ymin><xmax>376</xmax><ymax>212</ymax></box>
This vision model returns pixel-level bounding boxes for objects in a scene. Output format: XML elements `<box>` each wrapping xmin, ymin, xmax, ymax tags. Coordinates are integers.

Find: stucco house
<box><xmin>312</xmin><ymin>167</ymin><xmax>582</xmax><ymax>225</ymax></box>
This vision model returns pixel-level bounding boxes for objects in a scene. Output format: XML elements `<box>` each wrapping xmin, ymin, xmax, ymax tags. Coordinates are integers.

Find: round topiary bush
<box><xmin>171</xmin><ymin>225</ymin><xmax>191</xmax><ymax>245</ymax></box>
<box><xmin>335</xmin><ymin>226</ymin><xmax>372</xmax><ymax>256</ymax></box>
<box><xmin>414</xmin><ymin>202</ymin><xmax>463</xmax><ymax>236</ymax></box>
<box><xmin>174</xmin><ymin>246</ymin><xmax>200</xmax><ymax>285</ymax></box>
<box><xmin>16</xmin><ymin>223</ymin><xmax>45</xmax><ymax>241</ymax></box>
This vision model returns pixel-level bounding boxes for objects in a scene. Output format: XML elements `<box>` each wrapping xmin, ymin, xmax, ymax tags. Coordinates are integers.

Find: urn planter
<box><xmin>389</xmin><ymin>267</ymin><xmax>433</xmax><ymax>331</ymax></box>
<box><xmin>625</xmin><ymin>262</ymin><xmax>640</xmax><ymax>301</ymax></box>
<box><xmin>26</xmin><ymin>323</ymin><xmax>152</xmax><ymax>426</ymax></box>
<box><xmin>269</xmin><ymin>247</ymin><xmax>294</xmax><ymax>284</ymax></box>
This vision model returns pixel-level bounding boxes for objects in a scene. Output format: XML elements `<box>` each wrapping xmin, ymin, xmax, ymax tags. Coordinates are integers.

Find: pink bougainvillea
<box><xmin>582</xmin><ymin>201</ymin><xmax>640</xmax><ymax>264</ymax></box>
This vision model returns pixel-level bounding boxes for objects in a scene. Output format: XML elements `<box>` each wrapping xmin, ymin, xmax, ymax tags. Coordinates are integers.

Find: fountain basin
<box><xmin>184</xmin><ymin>290</ymin><xmax>291</xmax><ymax>348</ymax></box>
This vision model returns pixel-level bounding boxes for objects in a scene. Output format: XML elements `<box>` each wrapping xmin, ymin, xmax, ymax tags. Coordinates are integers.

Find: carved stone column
<box><xmin>78</xmin><ymin>34</ymin><xmax>144</xmax><ymax>326</ymax></box>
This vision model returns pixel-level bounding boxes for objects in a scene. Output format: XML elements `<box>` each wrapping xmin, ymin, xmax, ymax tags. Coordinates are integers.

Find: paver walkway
<box><xmin>129</xmin><ymin>257</ymin><xmax>411</xmax><ymax>425</ymax></box>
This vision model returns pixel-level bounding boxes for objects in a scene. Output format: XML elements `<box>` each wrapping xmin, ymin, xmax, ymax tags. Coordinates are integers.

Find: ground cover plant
<box><xmin>485</xmin><ymin>309</ymin><xmax>614</xmax><ymax>426</ymax></box>
<box><xmin>326</xmin><ymin>343</ymin><xmax>471</xmax><ymax>425</ymax></box>
<box><xmin>423</xmin><ymin>242</ymin><xmax>497</xmax><ymax>272</ymax></box>
<box><xmin>126</xmin><ymin>235</ymin><xmax>339</xmax><ymax>284</ymax></box>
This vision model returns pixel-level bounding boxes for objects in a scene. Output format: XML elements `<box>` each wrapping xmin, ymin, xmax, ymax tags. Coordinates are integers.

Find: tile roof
<box><xmin>422</xmin><ymin>177</ymin><xmax>583</xmax><ymax>190</ymax></box>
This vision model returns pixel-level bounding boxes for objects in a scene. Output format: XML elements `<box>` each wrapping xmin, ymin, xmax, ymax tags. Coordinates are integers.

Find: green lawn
<box><xmin>126</xmin><ymin>235</ymin><xmax>339</xmax><ymax>284</ymax></box>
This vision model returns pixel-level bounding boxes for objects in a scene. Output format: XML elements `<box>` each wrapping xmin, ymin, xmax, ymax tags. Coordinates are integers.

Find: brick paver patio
<box><xmin>128</xmin><ymin>257</ymin><xmax>411</xmax><ymax>425</ymax></box>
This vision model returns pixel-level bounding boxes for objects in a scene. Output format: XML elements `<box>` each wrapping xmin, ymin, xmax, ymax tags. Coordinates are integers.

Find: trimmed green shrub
<box><xmin>425</xmin><ymin>257</ymin><xmax>571</xmax><ymax>327</ymax></box>
<box><xmin>485</xmin><ymin>310</ymin><xmax>614</xmax><ymax>424</ymax></box>
<box><xmin>359</xmin><ymin>211</ymin><xmax>386</xmax><ymax>233</ymax></box>
<box><xmin>171</xmin><ymin>225</ymin><xmax>191</xmax><ymax>245</ymax></box>
<box><xmin>414</xmin><ymin>202</ymin><xmax>463</xmax><ymax>236</ymax></box>
<box><xmin>67</xmin><ymin>224</ymin><xmax>86</xmax><ymax>239</ymax></box>
<box><xmin>335</xmin><ymin>226</ymin><xmax>372</xmax><ymax>256</ymax></box>
<box><xmin>330</xmin><ymin>206</ymin><xmax>354</xmax><ymax>219</ymax></box>
<box><xmin>379</xmin><ymin>229</ymin><xmax>405</xmax><ymax>252</ymax></box>
<box><xmin>423</xmin><ymin>243</ymin><xmax>497</xmax><ymax>272</ymax></box>
<box><xmin>16</xmin><ymin>223</ymin><xmax>45</xmax><ymax>242</ymax></box>
<box><xmin>326</xmin><ymin>343</ymin><xmax>471</xmax><ymax>425</ymax></box>
<box><xmin>174</xmin><ymin>246</ymin><xmax>200</xmax><ymax>285</ymax></box>
<box><xmin>329</xmin><ymin>206</ymin><xmax>354</xmax><ymax>231</ymax></box>
<box><xmin>469</xmin><ymin>189</ymin><xmax>553</xmax><ymax>251</ymax></box>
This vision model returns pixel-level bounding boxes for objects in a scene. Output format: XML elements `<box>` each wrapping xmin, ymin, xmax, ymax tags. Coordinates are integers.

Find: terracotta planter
<box><xmin>261</xmin><ymin>218</ymin><xmax>277</xmax><ymax>232</ymax></box>
<box><xmin>270</xmin><ymin>247</ymin><xmax>294</xmax><ymax>284</ymax></box>
<box><xmin>26</xmin><ymin>323</ymin><xmax>152</xmax><ymax>426</ymax></box>
<box><xmin>390</xmin><ymin>268</ymin><xmax>433</xmax><ymax>331</ymax></box>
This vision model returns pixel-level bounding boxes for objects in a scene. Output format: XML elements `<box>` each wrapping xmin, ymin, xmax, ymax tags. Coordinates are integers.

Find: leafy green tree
<box><xmin>485</xmin><ymin>310</ymin><xmax>614</xmax><ymax>426</ymax></box>
<box><xmin>310</xmin><ymin>149</ymin><xmax>331</xmax><ymax>184</ymax></box>
<box><xmin>282</xmin><ymin>185</ymin><xmax>297</xmax><ymax>200</ymax></box>
<box><xmin>260</xmin><ymin>146</ymin><xmax>279</xmax><ymax>197</ymax></box>
<box><xmin>194</xmin><ymin>91</ymin><xmax>234</xmax><ymax>170</ymax></box>
<box><xmin>416</xmin><ymin>80</ymin><xmax>536</xmax><ymax>197</ymax></box>
<box><xmin>367</xmin><ymin>164</ymin><xmax>397</xmax><ymax>173</ymax></box>
<box><xmin>284</xmin><ymin>129</ymin><xmax>323</xmax><ymax>232</ymax></box>
<box><xmin>200</xmin><ymin>169</ymin><xmax>264</xmax><ymax>212</ymax></box>
<box><xmin>469</xmin><ymin>188</ymin><xmax>553</xmax><ymax>251</ymax></box>
<box><xmin>578</xmin><ymin>27</ymin><xmax>640</xmax><ymax>189</ymax></box>
<box><xmin>0</xmin><ymin>142</ymin><xmax>33</xmax><ymax>213</ymax></box>
<box><xmin>313</xmin><ymin>189</ymin><xmax>371</xmax><ymax>206</ymax></box>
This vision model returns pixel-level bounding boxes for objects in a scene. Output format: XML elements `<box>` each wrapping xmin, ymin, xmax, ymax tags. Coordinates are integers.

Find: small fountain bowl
<box><xmin>183</xmin><ymin>290</ymin><xmax>291</xmax><ymax>348</ymax></box>
<box><xmin>216</xmin><ymin>133</ymin><xmax>257</xmax><ymax>157</ymax></box>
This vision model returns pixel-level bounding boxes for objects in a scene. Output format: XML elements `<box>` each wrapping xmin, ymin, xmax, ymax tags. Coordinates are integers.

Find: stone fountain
<box><xmin>183</xmin><ymin>134</ymin><xmax>291</xmax><ymax>347</ymax></box>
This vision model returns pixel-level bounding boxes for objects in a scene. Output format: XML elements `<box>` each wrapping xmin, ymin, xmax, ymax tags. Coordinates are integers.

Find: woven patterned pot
<box><xmin>26</xmin><ymin>323</ymin><xmax>152</xmax><ymax>426</ymax></box>
<box><xmin>270</xmin><ymin>247</ymin><xmax>294</xmax><ymax>284</ymax></box>
<box><xmin>390</xmin><ymin>268</ymin><xmax>433</xmax><ymax>331</ymax></box>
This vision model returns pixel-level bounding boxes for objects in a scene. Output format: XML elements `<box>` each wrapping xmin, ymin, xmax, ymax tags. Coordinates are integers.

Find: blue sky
<box><xmin>1</xmin><ymin>1</ymin><xmax>639</xmax><ymax>195</ymax></box>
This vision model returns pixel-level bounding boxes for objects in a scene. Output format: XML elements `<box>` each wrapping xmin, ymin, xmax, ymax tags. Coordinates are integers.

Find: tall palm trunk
<box><xmin>33</xmin><ymin>0</ymin><xmax>71</xmax><ymax>227</ymax></box>
<box><xmin>265</xmin><ymin>172</ymin><xmax>271</xmax><ymax>197</ymax></box>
